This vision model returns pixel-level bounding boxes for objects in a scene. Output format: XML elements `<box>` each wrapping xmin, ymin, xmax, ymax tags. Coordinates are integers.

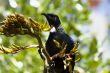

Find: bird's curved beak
<box><xmin>41</xmin><ymin>13</ymin><xmax>53</xmax><ymax>28</ymax></box>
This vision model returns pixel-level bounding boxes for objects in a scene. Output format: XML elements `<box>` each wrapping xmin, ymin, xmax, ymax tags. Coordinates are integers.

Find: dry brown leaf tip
<box><xmin>0</xmin><ymin>13</ymin><xmax>50</xmax><ymax>36</ymax></box>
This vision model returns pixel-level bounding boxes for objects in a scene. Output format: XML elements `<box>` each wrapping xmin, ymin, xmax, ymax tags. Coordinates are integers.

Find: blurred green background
<box><xmin>0</xmin><ymin>0</ymin><xmax>110</xmax><ymax>73</ymax></box>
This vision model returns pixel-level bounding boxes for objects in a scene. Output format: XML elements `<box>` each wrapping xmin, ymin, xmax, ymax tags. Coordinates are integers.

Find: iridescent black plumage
<box><xmin>42</xmin><ymin>13</ymin><xmax>75</xmax><ymax>73</ymax></box>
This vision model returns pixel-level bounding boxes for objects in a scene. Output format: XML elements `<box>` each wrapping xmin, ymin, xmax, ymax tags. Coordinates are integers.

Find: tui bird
<box><xmin>42</xmin><ymin>13</ymin><xmax>75</xmax><ymax>73</ymax></box>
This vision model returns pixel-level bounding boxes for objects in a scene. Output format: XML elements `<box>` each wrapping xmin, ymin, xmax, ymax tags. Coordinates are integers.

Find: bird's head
<box><xmin>41</xmin><ymin>13</ymin><xmax>61</xmax><ymax>28</ymax></box>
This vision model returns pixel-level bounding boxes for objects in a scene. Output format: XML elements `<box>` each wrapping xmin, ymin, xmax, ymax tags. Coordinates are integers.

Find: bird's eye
<box><xmin>54</xmin><ymin>17</ymin><xmax>57</xmax><ymax>21</ymax></box>
<box><xmin>49</xmin><ymin>15</ymin><xmax>54</xmax><ymax>19</ymax></box>
<box><xmin>50</xmin><ymin>16</ymin><xmax>56</xmax><ymax>21</ymax></box>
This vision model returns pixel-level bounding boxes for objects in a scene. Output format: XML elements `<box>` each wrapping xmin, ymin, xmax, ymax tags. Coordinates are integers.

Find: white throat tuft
<box><xmin>50</xmin><ymin>27</ymin><xmax>56</xmax><ymax>32</ymax></box>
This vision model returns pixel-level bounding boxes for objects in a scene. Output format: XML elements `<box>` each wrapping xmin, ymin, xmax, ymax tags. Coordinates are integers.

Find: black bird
<box><xmin>42</xmin><ymin>13</ymin><xmax>75</xmax><ymax>73</ymax></box>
